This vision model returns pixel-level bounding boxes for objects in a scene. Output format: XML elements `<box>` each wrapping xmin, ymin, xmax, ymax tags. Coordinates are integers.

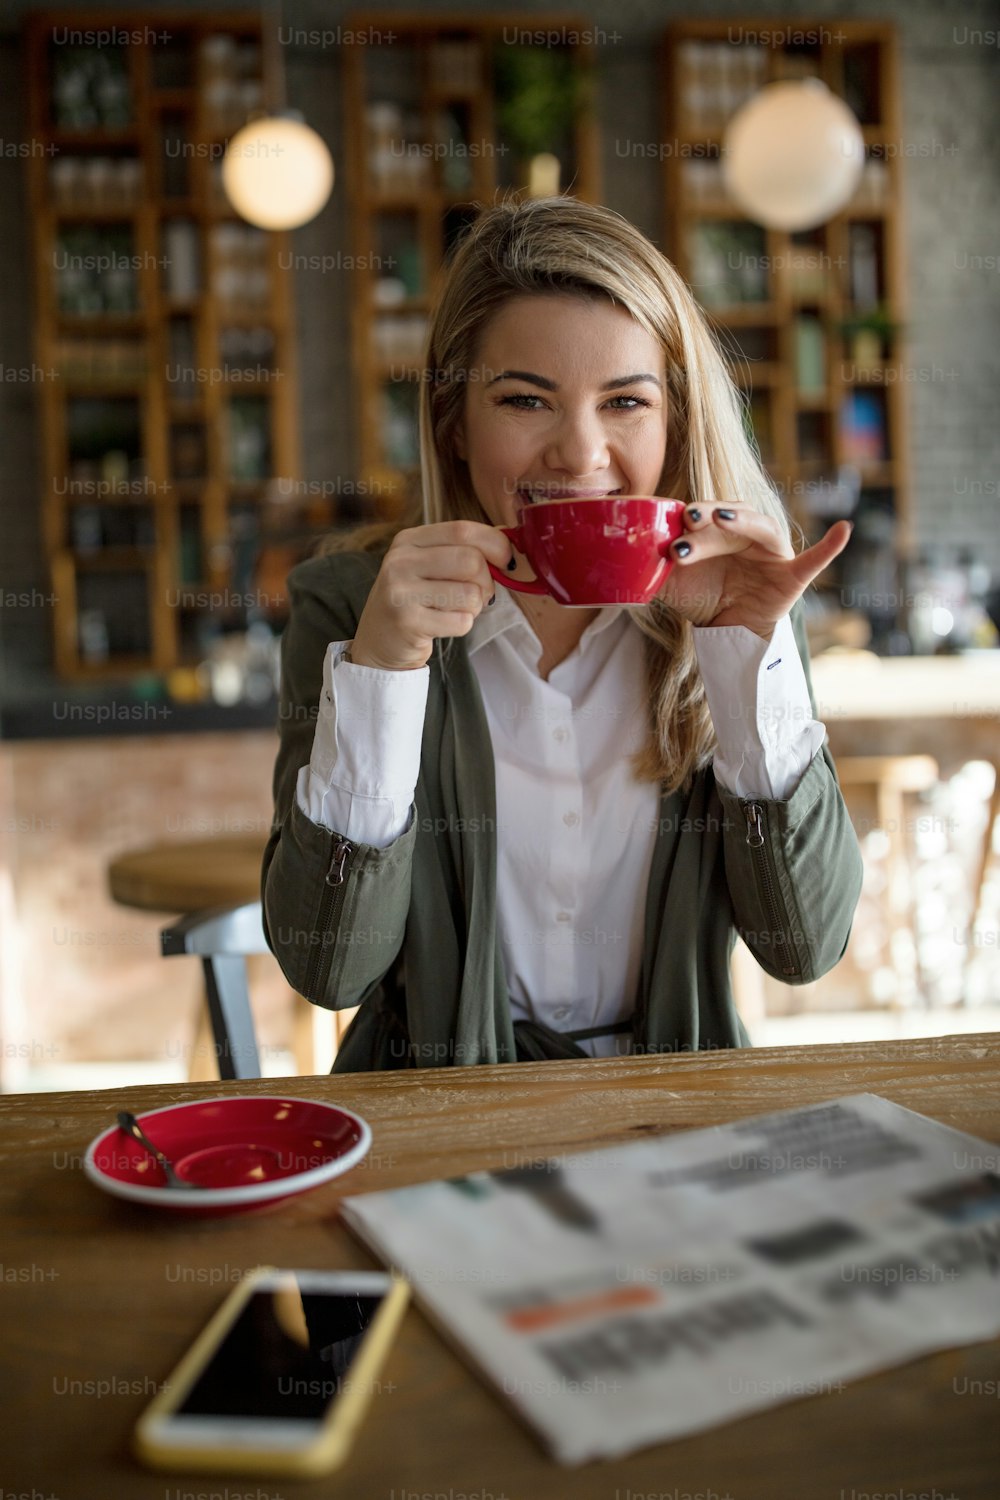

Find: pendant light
<box><xmin>222</xmin><ymin>5</ymin><xmax>333</xmax><ymax>230</ymax></box>
<box><xmin>723</xmin><ymin>79</ymin><xmax>864</xmax><ymax>232</ymax></box>
<box><xmin>223</xmin><ymin>113</ymin><xmax>333</xmax><ymax>229</ymax></box>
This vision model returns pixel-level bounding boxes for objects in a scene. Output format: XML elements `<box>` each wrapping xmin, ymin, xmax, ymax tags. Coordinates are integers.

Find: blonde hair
<box><xmin>325</xmin><ymin>194</ymin><xmax>790</xmax><ymax>792</ymax></box>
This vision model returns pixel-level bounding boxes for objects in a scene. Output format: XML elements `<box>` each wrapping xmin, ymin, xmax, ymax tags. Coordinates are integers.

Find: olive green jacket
<box><xmin>261</xmin><ymin>549</ymin><xmax>863</xmax><ymax>1071</ymax></box>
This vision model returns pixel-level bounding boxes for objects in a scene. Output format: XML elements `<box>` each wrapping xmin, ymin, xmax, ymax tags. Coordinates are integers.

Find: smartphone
<box><xmin>134</xmin><ymin>1266</ymin><xmax>409</xmax><ymax>1477</ymax></box>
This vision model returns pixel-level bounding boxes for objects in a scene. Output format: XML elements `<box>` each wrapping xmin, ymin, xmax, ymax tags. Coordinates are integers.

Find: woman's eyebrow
<box><xmin>486</xmin><ymin>370</ymin><xmax>663</xmax><ymax>391</ymax></box>
<box><xmin>602</xmin><ymin>373</ymin><xmax>663</xmax><ymax>391</ymax></box>
<box><xmin>485</xmin><ymin>369</ymin><xmax>556</xmax><ymax>389</ymax></box>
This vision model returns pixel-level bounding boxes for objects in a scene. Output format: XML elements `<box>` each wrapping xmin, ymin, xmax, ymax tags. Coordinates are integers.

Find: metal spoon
<box><xmin>117</xmin><ymin>1110</ymin><xmax>200</xmax><ymax>1190</ymax></box>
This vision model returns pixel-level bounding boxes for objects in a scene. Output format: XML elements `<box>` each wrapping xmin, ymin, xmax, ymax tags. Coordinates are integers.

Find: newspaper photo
<box><xmin>339</xmin><ymin>1093</ymin><xmax>1000</xmax><ymax>1464</ymax></box>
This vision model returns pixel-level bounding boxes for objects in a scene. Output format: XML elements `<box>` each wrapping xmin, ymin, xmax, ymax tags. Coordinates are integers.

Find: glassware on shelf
<box><xmin>678</xmin><ymin>41</ymin><xmax>767</xmax><ymax>134</ymax></box>
<box><xmin>687</xmin><ymin>220</ymin><xmax>768</xmax><ymax>306</ymax></box>
<box><xmin>366</xmin><ymin>102</ymin><xmax>431</xmax><ymax>195</ymax></box>
<box><xmin>219</xmin><ymin>324</ymin><xmax>276</xmax><ymax>372</ymax></box>
<box><xmin>71</xmin><ymin>506</ymin><xmax>103</xmax><ymax>553</ymax></box>
<box><xmin>162</xmin><ymin>220</ymin><xmax>201</xmax><ymax>302</ymax></box>
<box><xmin>77</xmin><ymin>572</ymin><xmax>152</xmax><ymax>658</ymax></box>
<box><xmin>682</xmin><ymin>159</ymin><xmax>731</xmax><ymax>205</ymax></box>
<box><xmin>794</xmin><ymin>315</ymin><xmax>827</xmax><ymax>394</ymax></box>
<box><xmin>849</xmin><ymin>223</ymin><xmax>880</xmax><ymax>309</ymax></box>
<box><xmin>50</xmin><ymin>155</ymin><xmax>143</xmax><ymax>209</ymax></box>
<box><xmin>54</xmin><ymin>224</ymin><xmax>140</xmax><ymax>316</ymax></box>
<box><xmin>851</xmin><ymin>157</ymin><xmax>889</xmax><ymax>211</ymax></box>
<box><xmin>226</xmin><ymin>396</ymin><xmax>271</xmax><ymax>480</ymax></box>
<box><xmin>200</xmin><ymin>34</ymin><xmax>263</xmax><ymax>136</ymax></box>
<box><xmin>210</xmin><ymin>224</ymin><xmax>270</xmax><ymax>308</ymax></box>
<box><xmin>166</xmin><ymin>318</ymin><xmax>197</xmax><ymax>396</ymax></box>
<box><xmin>78</xmin><ymin>608</ymin><xmax>110</xmax><ymax>663</ymax></box>
<box><xmin>788</xmin><ymin>242</ymin><xmax>829</xmax><ymax>300</ymax></box>
<box><xmin>372</xmin><ymin>314</ymin><xmax>429</xmax><ymax>366</ymax></box>
<box><xmin>50</xmin><ymin>44</ymin><xmax>131</xmax><ymax>129</ymax></box>
<box><xmin>54</xmin><ymin>339</ymin><xmax>147</xmax><ymax>385</ymax></box>
<box><xmin>373</xmin><ymin>277</ymin><xmax>407</xmax><ymax>307</ymax></box>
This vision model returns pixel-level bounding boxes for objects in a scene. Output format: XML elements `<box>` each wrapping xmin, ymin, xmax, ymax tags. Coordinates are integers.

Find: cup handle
<box><xmin>487</xmin><ymin>526</ymin><xmax>549</xmax><ymax>595</ymax></box>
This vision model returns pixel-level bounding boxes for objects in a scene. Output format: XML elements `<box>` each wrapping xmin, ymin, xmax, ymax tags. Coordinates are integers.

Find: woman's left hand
<box><xmin>658</xmin><ymin>503</ymin><xmax>853</xmax><ymax>638</ymax></box>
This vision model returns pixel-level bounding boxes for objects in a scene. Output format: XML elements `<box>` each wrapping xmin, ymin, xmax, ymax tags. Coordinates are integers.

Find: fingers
<box><xmin>673</xmin><ymin>503</ymin><xmax>793</xmax><ymax>564</ymax></box>
<box><xmin>403</xmin><ymin>519</ymin><xmax>515</xmax><ymax>571</ymax></box>
<box><xmin>385</xmin><ymin>566</ymin><xmax>491</xmax><ymax>619</ymax></box>
<box><xmin>784</xmin><ymin>519</ymin><xmax>854</xmax><ymax>590</ymax></box>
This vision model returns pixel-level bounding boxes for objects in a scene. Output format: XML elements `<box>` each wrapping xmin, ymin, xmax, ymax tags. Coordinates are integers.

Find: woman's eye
<box><xmin>607</xmin><ymin>395</ymin><xmax>651</xmax><ymax>410</ymax></box>
<box><xmin>497</xmin><ymin>393</ymin><xmax>652</xmax><ymax>411</ymax></box>
<box><xmin>497</xmin><ymin>393</ymin><xmax>546</xmax><ymax>410</ymax></box>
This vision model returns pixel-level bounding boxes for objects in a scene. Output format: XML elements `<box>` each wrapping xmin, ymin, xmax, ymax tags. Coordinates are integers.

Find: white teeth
<box><xmin>518</xmin><ymin>489</ymin><xmax>621</xmax><ymax>502</ymax></box>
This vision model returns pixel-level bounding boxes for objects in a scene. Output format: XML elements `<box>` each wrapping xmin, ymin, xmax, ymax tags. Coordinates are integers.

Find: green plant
<box><xmin>837</xmin><ymin>304</ymin><xmax>903</xmax><ymax>342</ymax></box>
<box><xmin>492</xmin><ymin>45</ymin><xmax>584</xmax><ymax>160</ymax></box>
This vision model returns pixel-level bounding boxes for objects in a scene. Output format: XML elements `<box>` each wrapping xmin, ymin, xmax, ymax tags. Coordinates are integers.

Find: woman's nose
<box><xmin>543</xmin><ymin>408</ymin><xmax>610</xmax><ymax>477</ymax></box>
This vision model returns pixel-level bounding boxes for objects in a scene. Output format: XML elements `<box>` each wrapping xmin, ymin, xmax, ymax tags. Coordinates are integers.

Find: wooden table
<box><xmin>813</xmin><ymin>649</ymin><xmax>1000</xmax><ymax>769</ymax></box>
<box><xmin>3</xmin><ymin>1035</ymin><xmax>999</xmax><ymax>1499</ymax></box>
<box><xmin>814</xmin><ymin>651</ymin><xmax>1000</xmax><ymax>995</ymax></box>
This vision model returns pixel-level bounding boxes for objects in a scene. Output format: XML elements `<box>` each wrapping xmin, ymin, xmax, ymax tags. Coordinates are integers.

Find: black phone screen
<box><xmin>177</xmin><ymin>1277</ymin><xmax>385</xmax><ymax>1423</ymax></box>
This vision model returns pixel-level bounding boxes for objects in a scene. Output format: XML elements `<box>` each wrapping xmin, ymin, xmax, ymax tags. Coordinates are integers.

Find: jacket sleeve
<box><xmin>713</xmin><ymin>605</ymin><xmax>864</xmax><ymax>984</ymax></box>
<box><xmin>261</xmin><ymin>554</ymin><xmax>418</xmax><ymax>1010</ymax></box>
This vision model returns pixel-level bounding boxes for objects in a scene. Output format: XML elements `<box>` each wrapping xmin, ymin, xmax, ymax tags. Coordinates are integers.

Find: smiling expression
<box><xmin>454</xmin><ymin>293</ymin><xmax>669</xmax><ymax>530</ymax></box>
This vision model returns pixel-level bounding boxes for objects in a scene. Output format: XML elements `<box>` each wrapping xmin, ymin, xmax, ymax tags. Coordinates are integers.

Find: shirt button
<box><xmin>555</xmin><ymin>911</ymin><xmax>572</xmax><ymax>924</ymax></box>
<box><xmin>553</xmin><ymin>1005</ymin><xmax>571</xmax><ymax>1021</ymax></box>
<box><xmin>563</xmin><ymin>811</ymin><xmax>580</xmax><ymax>827</ymax></box>
<box><xmin>553</xmin><ymin>726</ymin><xmax>569</xmax><ymax>742</ymax></box>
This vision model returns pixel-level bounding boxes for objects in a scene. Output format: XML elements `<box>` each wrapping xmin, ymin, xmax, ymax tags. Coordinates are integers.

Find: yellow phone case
<box><xmin>134</xmin><ymin>1265</ymin><xmax>410</xmax><ymax>1477</ymax></box>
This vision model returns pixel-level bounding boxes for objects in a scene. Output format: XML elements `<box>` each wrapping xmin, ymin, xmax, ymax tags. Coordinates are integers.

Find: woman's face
<box><xmin>454</xmin><ymin>292</ymin><xmax>669</xmax><ymax>529</ymax></box>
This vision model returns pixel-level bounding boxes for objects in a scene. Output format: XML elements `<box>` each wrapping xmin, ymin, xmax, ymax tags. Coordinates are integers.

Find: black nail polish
<box><xmin>674</xmin><ymin>540</ymin><xmax>692</xmax><ymax>558</ymax></box>
<box><xmin>716</xmin><ymin>508</ymin><xmax>736</xmax><ymax>521</ymax></box>
<box><xmin>687</xmin><ymin>507</ymin><xmax>702</xmax><ymax>523</ymax></box>
<box><xmin>507</xmin><ymin>556</ymin><xmax>518</xmax><ymax>571</ymax></box>
<box><xmin>487</xmin><ymin>594</ymin><xmax>496</xmax><ymax>607</ymax></box>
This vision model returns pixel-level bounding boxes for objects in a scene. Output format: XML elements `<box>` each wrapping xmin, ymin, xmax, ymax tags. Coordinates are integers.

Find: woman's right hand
<box><xmin>350</xmin><ymin>521</ymin><xmax>515</xmax><ymax>671</ymax></box>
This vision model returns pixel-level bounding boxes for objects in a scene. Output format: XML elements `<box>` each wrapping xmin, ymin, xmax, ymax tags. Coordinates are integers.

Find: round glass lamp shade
<box><xmin>722</xmin><ymin>80</ymin><xmax>864</xmax><ymax>231</ymax></box>
<box><xmin>222</xmin><ymin>114</ymin><xmax>334</xmax><ymax>230</ymax></box>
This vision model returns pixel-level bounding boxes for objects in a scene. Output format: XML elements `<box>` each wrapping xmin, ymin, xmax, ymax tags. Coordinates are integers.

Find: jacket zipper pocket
<box><xmin>304</xmin><ymin>836</ymin><xmax>356</xmax><ymax>999</ymax></box>
<box><xmin>742</xmin><ymin>801</ymin><xmax>799</xmax><ymax>978</ymax></box>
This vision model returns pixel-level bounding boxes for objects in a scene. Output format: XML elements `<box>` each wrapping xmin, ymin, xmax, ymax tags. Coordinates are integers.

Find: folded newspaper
<box><xmin>340</xmin><ymin>1093</ymin><xmax>1000</xmax><ymax>1464</ymax></box>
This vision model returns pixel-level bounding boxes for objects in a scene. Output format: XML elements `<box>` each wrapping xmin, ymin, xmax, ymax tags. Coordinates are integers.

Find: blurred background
<box><xmin>0</xmin><ymin>0</ymin><xmax>998</xmax><ymax>1090</ymax></box>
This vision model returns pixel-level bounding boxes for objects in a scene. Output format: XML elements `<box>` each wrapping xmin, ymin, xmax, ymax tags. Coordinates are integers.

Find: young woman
<box><xmin>262</xmin><ymin>196</ymin><xmax>862</xmax><ymax>1070</ymax></box>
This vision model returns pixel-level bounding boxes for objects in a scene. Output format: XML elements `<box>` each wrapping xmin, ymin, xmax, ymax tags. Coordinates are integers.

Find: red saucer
<box><xmin>84</xmin><ymin>1095</ymin><xmax>372</xmax><ymax>1214</ymax></box>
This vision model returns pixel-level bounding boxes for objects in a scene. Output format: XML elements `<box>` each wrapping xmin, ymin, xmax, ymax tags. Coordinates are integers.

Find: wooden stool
<box><xmin>836</xmin><ymin>755</ymin><xmax>939</xmax><ymax>1009</ymax></box>
<box><xmin>107</xmin><ymin>837</ymin><xmax>350</xmax><ymax>1079</ymax></box>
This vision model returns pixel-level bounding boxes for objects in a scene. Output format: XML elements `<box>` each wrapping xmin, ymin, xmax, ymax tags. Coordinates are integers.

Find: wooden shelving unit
<box><xmin>342</xmin><ymin>13</ymin><xmax>601</xmax><ymax>514</ymax></box>
<box><xmin>663</xmin><ymin>21</ymin><xmax>911</xmax><ymax>616</ymax></box>
<box><xmin>26</xmin><ymin>10</ymin><xmax>306</xmax><ymax>681</ymax></box>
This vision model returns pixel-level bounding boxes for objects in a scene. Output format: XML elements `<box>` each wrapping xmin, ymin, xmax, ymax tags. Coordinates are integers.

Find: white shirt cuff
<box><xmin>294</xmin><ymin>640</ymin><xmax>428</xmax><ymax>849</ymax></box>
<box><xmin>692</xmin><ymin>615</ymin><xmax>825</xmax><ymax>801</ymax></box>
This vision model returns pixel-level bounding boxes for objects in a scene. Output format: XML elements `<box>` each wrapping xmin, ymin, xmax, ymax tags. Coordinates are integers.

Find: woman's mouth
<box><xmin>516</xmin><ymin>487</ymin><xmax>623</xmax><ymax>504</ymax></box>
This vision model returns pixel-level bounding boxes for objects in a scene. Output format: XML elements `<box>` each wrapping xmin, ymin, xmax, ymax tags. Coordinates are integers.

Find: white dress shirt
<box><xmin>294</xmin><ymin>590</ymin><xmax>824</xmax><ymax>1058</ymax></box>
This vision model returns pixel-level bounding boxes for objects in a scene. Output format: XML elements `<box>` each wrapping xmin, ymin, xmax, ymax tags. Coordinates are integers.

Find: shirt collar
<box><xmin>467</xmin><ymin>583</ymin><xmax>626</xmax><ymax>658</ymax></box>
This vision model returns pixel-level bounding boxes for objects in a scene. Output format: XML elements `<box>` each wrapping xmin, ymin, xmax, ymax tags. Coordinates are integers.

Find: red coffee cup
<box><xmin>486</xmin><ymin>496</ymin><xmax>686</xmax><ymax>607</ymax></box>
